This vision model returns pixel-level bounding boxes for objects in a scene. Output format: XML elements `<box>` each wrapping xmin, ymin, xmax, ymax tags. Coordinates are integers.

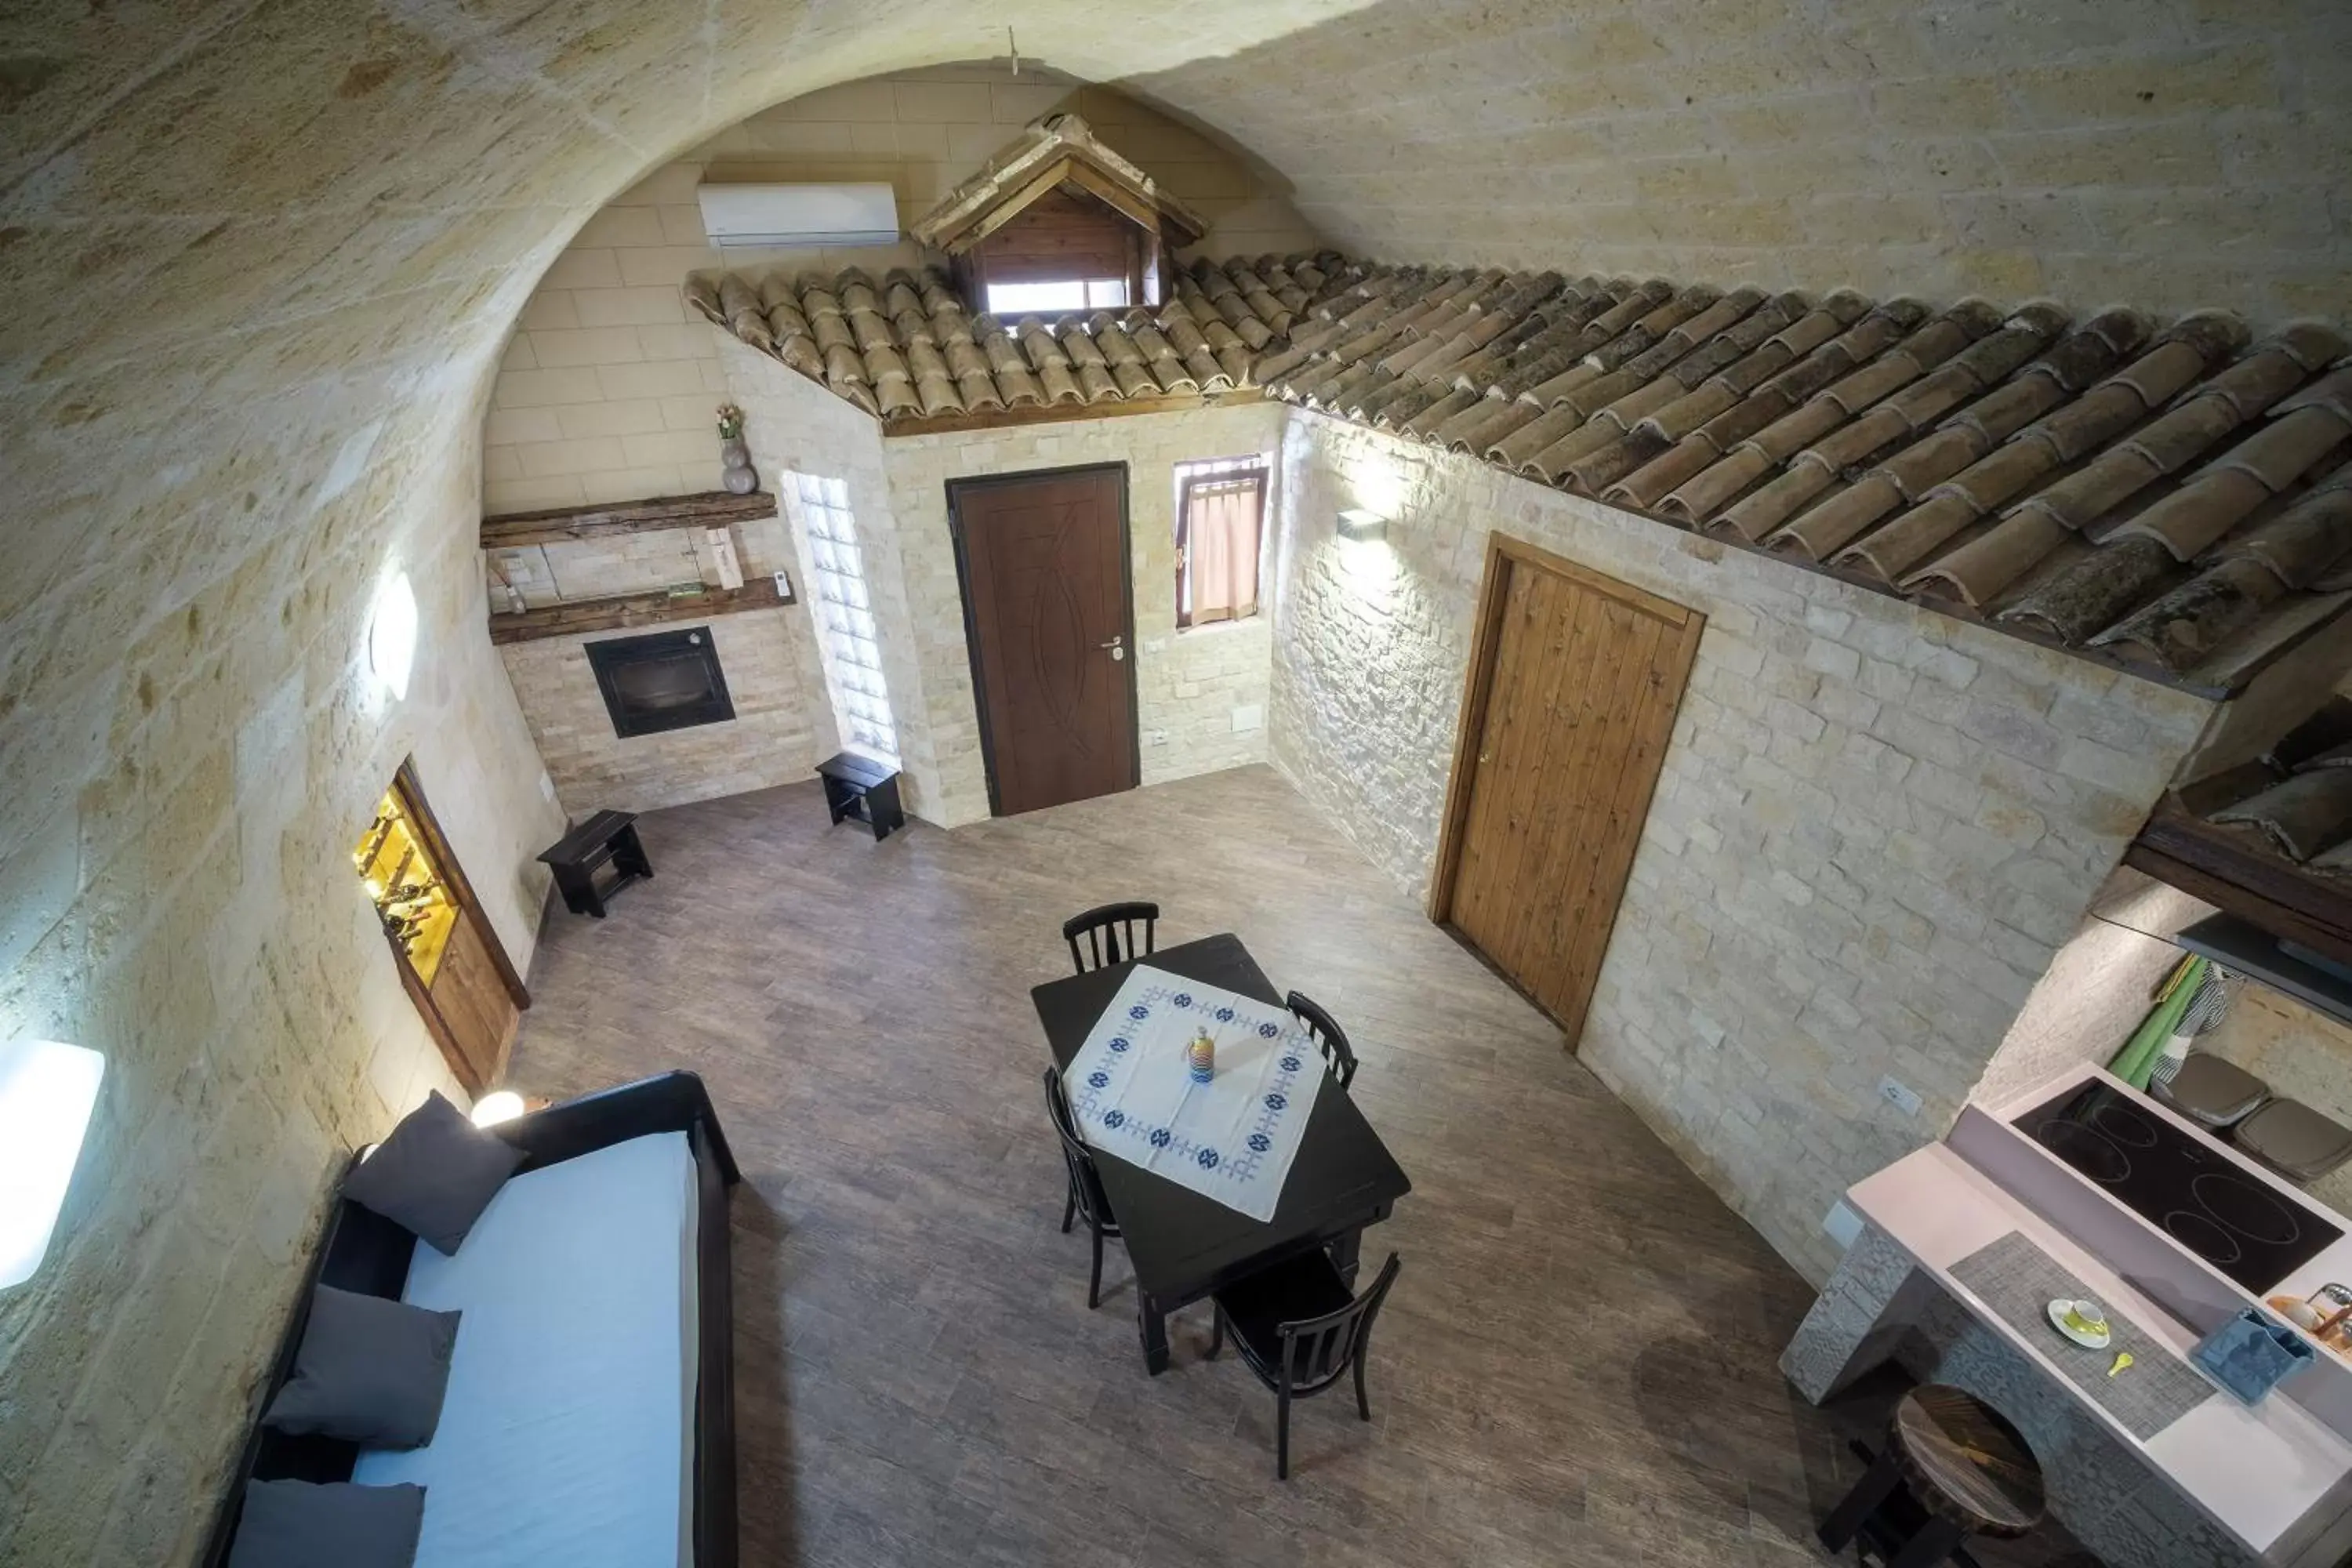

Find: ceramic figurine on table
<box><xmin>1187</xmin><ymin>1029</ymin><xmax>1214</xmax><ymax>1083</ymax></box>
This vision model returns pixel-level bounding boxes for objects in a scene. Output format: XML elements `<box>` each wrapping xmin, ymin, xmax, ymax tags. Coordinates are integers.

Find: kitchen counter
<box><xmin>1784</xmin><ymin>1140</ymin><xmax>2352</xmax><ymax>1566</ymax></box>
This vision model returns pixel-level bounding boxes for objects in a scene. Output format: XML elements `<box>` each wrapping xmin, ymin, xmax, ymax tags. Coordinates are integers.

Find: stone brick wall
<box><xmin>882</xmin><ymin>402</ymin><xmax>1287</xmax><ymax>823</ymax></box>
<box><xmin>482</xmin><ymin>62</ymin><xmax>1317</xmax><ymax>515</ymax></box>
<box><xmin>1267</xmin><ymin>412</ymin><xmax>2216</xmax><ymax>1284</ymax></box>
<box><xmin>497</xmin><ymin>608</ymin><xmax>830</xmax><ymax>813</ymax></box>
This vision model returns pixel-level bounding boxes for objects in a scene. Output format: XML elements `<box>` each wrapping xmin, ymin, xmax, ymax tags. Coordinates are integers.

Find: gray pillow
<box><xmin>342</xmin><ymin>1090</ymin><xmax>524</xmax><ymax>1254</ymax></box>
<box><xmin>265</xmin><ymin>1285</ymin><xmax>459</xmax><ymax>1449</ymax></box>
<box><xmin>227</xmin><ymin>1479</ymin><xmax>423</xmax><ymax>1568</ymax></box>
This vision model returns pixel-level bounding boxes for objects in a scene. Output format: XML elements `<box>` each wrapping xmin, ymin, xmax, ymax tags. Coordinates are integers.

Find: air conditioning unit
<box><xmin>696</xmin><ymin>183</ymin><xmax>900</xmax><ymax>249</ymax></box>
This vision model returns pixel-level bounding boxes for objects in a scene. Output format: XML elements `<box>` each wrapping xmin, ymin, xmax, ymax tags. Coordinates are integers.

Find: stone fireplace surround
<box><xmin>492</xmin><ymin>506</ymin><xmax>834</xmax><ymax>812</ymax></box>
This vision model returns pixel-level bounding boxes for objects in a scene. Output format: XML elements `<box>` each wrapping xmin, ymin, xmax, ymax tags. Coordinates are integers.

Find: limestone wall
<box><xmin>1265</xmin><ymin>412</ymin><xmax>2217</xmax><ymax>1284</ymax></box>
<box><xmin>497</xmin><ymin>608</ymin><xmax>832</xmax><ymax>813</ymax></box>
<box><xmin>482</xmin><ymin>63</ymin><xmax>1317</xmax><ymax>515</ymax></box>
<box><xmin>1139</xmin><ymin>0</ymin><xmax>2352</xmax><ymax>321</ymax></box>
<box><xmin>0</xmin><ymin>385</ymin><xmax>564</xmax><ymax>1563</ymax></box>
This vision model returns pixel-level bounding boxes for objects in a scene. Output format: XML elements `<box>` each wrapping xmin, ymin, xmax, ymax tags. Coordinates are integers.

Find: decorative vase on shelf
<box><xmin>716</xmin><ymin>405</ymin><xmax>757</xmax><ymax>494</ymax></box>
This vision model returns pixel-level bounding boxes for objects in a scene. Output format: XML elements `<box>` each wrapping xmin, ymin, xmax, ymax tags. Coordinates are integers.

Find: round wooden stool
<box><xmin>1817</xmin><ymin>1385</ymin><xmax>2045</xmax><ymax>1566</ymax></box>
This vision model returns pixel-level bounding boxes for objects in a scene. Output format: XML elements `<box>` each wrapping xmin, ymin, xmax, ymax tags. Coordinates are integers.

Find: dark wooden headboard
<box><xmin>197</xmin><ymin>1070</ymin><xmax>739</xmax><ymax>1567</ymax></box>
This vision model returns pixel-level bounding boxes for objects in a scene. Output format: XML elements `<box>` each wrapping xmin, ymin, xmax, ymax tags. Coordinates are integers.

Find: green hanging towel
<box><xmin>2111</xmin><ymin>955</ymin><xmax>2208</xmax><ymax>1090</ymax></box>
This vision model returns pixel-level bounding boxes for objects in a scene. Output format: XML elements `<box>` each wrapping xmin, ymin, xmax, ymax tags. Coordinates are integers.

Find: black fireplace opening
<box><xmin>586</xmin><ymin>626</ymin><xmax>736</xmax><ymax>738</ymax></box>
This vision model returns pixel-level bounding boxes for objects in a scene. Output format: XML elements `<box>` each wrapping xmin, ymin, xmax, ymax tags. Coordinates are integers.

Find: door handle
<box><xmin>1099</xmin><ymin>634</ymin><xmax>1125</xmax><ymax>662</ymax></box>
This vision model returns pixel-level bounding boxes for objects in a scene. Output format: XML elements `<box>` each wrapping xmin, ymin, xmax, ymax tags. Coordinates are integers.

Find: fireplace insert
<box><xmin>585</xmin><ymin>626</ymin><xmax>735</xmax><ymax>738</ymax></box>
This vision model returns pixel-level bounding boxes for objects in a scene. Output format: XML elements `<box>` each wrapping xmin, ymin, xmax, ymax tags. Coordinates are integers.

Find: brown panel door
<box><xmin>950</xmin><ymin>466</ymin><xmax>1138</xmax><ymax>817</ymax></box>
<box><xmin>1432</xmin><ymin>535</ymin><xmax>1704</xmax><ymax>1046</ymax></box>
<box><xmin>427</xmin><ymin>911</ymin><xmax>519</xmax><ymax>1089</ymax></box>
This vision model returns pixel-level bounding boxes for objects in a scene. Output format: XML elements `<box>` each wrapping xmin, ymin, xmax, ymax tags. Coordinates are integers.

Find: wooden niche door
<box><xmin>1430</xmin><ymin>535</ymin><xmax>1704</xmax><ymax>1047</ymax></box>
<box><xmin>948</xmin><ymin>465</ymin><xmax>1139</xmax><ymax>817</ymax></box>
<box><xmin>353</xmin><ymin>760</ymin><xmax>529</xmax><ymax>1093</ymax></box>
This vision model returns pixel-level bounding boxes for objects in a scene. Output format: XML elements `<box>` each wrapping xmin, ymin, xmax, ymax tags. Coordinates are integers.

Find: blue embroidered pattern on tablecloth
<box><xmin>1067</xmin><ymin>977</ymin><xmax>1315</xmax><ymax>1192</ymax></box>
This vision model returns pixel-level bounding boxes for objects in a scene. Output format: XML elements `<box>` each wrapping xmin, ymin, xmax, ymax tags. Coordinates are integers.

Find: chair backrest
<box><xmin>1064</xmin><ymin>901</ymin><xmax>1160</xmax><ymax>973</ymax></box>
<box><xmin>1277</xmin><ymin>1252</ymin><xmax>1401</xmax><ymax>1394</ymax></box>
<box><xmin>1043</xmin><ymin>1068</ymin><xmax>1112</xmax><ymax>1227</ymax></box>
<box><xmin>1285</xmin><ymin>990</ymin><xmax>1359</xmax><ymax>1091</ymax></box>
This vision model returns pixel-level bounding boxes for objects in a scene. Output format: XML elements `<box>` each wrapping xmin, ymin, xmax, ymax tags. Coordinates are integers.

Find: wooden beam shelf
<box><xmin>481</xmin><ymin>490</ymin><xmax>776</xmax><ymax>550</ymax></box>
<box><xmin>488</xmin><ymin>575</ymin><xmax>795</xmax><ymax>645</ymax></box>
<box><xmin>2125</xmin><ymin>798</ymin><xmax>2352</xmax><ymax>969</ymax></box>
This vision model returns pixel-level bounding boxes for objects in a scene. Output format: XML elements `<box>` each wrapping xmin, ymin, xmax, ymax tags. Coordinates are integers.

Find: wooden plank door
<box><xmin>368</xmin><ymin>760</ymin><xmax>528</xmax><ymax>1094</ymax></box>
<box><xmin>426</xmin><ymin>912</ymin><xmax>519</xmax><ymax>1089</ymax></box>
<box><xmin>949</xmin><ymin>465</ymin><xmax>1138</xmax><ymax>817</ymax></box>
<box><xmin>1431</xmin><ymin>534</ymin><xmax>1704</xmax><ymax>1046</ymax></box>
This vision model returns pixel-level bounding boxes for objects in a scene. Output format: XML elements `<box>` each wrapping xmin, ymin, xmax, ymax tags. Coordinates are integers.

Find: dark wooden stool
<box><xmin>1819</xmin><ymin>1385</ymin><xmax>2045</xmax><ymax>1567</ymax></box>
<box><xmin>536</xmin><ymin>810</ymin><xmax>652</xmax><ymax>918</ymax></box>
<box><xmin>816</xmin><ymin>751</ymin><xmax>905</xmax><ymax>841</ymax></box>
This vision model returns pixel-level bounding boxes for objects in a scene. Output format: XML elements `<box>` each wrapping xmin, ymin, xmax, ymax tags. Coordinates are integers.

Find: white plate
<box><xmin>2047</xmin><ymin>1298</ymin><xmax>2112</xmax><ymax>1349</ymax></box>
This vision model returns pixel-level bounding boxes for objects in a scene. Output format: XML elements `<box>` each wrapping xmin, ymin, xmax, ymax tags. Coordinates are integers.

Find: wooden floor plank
<box><xmin>510</xmin><ymin>765</ymin><xmax>2089</xmax><ymax>1566</ymax></box>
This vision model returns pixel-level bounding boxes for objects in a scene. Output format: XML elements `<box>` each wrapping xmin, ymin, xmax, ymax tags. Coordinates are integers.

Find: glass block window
<box><xmin>790</xmin><ymin>472</ymin><xmax>900</xmax><ymax>761</ymax></box>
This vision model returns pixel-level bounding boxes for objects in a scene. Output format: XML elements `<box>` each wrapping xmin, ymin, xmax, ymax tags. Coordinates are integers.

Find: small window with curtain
<box><xmin>1174</xmin><ymin>455</ymin><xmax>1270</xmax><ymax>630</ymax></box>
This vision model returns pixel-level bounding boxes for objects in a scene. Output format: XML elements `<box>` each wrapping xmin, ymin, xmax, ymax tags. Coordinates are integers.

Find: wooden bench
<box><xmin>816</xmin><ymin>752</ymin><xmax>906</xmax><ymax>841</ymax></box>
<box><xmin>537</xmin><ymin>810</ymin><xmax>653</xmax><ymax>918</ymax></box>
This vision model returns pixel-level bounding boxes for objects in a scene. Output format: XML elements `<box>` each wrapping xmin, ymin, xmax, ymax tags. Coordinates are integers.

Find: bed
<box><xmin>199</xmin><ymin>1071</ymin><xmax>739</xmax><ymax>1568</ymax></box>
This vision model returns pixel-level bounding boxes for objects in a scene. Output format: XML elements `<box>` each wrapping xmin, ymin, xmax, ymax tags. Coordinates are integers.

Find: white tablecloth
<box><xmin>1062</xmin><ymin>964</ymin><xmax>1323</xmax><ymax>1221</ymax></box>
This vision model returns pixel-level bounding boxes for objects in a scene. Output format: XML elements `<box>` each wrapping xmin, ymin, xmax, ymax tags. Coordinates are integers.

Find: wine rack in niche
<box><xmin>352</xmin><ymin>786</ymin><xmax>458</xmax><ymax>983</ymax></box>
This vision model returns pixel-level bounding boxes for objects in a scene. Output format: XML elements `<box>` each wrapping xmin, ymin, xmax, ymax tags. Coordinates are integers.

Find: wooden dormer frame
<box><xmin>910</xmin><ymin>113</ymin><xmax>1204</xmax><ymax>308</ymax></box>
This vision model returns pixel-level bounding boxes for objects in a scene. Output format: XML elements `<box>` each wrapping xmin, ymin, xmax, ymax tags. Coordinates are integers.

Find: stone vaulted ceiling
<box><xmin>0</xmin><ymin>2</ymin><xmax>2347</xmax><ymax>1557</ymax></box>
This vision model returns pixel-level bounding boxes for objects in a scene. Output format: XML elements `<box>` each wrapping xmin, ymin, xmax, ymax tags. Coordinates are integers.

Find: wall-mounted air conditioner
<box><xmin>696</xmin><ymin>183</ymin><xmax>900</xmax><ymax>249</ymax></box>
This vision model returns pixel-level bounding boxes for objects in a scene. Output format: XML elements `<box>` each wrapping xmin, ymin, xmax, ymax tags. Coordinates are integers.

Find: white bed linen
<box><xmin>354</xmin><ymin>1131</ymin><xmax>699</xmax><ymax>1568</ymax></box>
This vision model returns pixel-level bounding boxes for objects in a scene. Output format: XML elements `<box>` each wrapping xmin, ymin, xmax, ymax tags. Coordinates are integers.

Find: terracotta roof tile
<box><xmin>691</xmin><ymin>252</ymin><xmax>2350</xmax><ymax>694</ymax></box>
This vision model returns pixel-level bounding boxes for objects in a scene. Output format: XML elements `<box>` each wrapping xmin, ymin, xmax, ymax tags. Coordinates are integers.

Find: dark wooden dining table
<box><xmin>1031</xmin><ymin>932</ymin><xmax>1412</xmax><ymax>1374</ymax></box>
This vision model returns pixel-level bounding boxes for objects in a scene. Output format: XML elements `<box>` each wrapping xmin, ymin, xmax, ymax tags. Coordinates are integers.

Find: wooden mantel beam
<box><xmin>481</xmin><ymin>491</ymin><xmax>776</xmax><ymax>550</ymax></box>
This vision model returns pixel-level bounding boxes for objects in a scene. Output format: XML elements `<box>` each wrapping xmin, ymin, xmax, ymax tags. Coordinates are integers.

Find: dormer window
<box><xmin>912</xmin><ymin>113</ymin><xmax>1203</xmax><ymax>314</ymax></box>
<box><xmin>984</xmin><ymin>278</ymin><xmax>1131</xmax><ymax>316</ymax></box>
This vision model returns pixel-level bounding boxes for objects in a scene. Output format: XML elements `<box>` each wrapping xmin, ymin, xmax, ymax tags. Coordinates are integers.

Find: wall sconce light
<box><xmin>0</xmin><ymin>1038</ymin><xmax>106</xmax><ymax>1290</ymax></box>
<box><xmin>1337</xmin><ymin>507</ymin><xmax>1388</xmax><ymax>543</ymax></box>
<box><xmin>368</xmin><ymin>571</ymin><xmax>419</xmax><ymax>700</ymax></box>
<box><xmin>470</xmin><ymin>1089</ymin><xmax>528</xmax><ymax>1128</ymax></box>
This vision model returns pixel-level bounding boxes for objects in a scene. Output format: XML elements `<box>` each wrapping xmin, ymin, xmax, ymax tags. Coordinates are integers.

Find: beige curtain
<box><xmin>1182</xmin><ymin>476</ymin><xmax>1263</xmax><ymax>625</ymax></box>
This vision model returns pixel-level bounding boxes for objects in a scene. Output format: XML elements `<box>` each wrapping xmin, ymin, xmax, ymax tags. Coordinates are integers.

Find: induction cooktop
<box><xmin>2014</xmin><ymin>1080</ymin><xmax>2342</xmax><ymax>1295</ymax></box>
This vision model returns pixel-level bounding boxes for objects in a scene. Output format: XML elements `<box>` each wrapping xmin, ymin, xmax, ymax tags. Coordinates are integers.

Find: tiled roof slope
<box><xmin>691</xmin><ymin>252</ymin><xmax>2352</xmax><ymax>696</ymax></box>
<box><xmin>2183</xmin><ymin>697</ymin><xmax>2352</xmax><ymax>878</ymax></box>
<box><xmin>685</xmin><ymin>257</ymin><xmax>1302</xmax><ymax>420</ymax></box>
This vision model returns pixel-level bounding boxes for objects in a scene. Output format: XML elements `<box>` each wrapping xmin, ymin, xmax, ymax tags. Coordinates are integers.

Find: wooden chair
<box><xmin>1818</xmin><ymin>1384</ymin><xmax>2045</xmax><ymax>1567</ymax></box>
<box><xmin>1284</xmin><ymin>990</ymin><xmax>1359</xmax><ymax>1091</ymax></box>
<box><xmin>1042</xmin><ymin>1068</ymin><xmax>1122</xmax><ymax>1309</ymax></box>
<box><xmin>1062</xmin><ymin>901</ymin><xmax>1159</xmax><ymax>974</ymax></box>
<box><xmin>1209</xmin><ymin>1249</ymin><xmax>1402</xmax><ymax>1479</ymax></box>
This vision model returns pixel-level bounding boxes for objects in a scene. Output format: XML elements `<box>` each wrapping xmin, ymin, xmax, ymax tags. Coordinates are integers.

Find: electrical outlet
<box><xmin>1878</xmin><ymin>1076</ymin><xmax>1922</xmax><ymax>1116</ymax></box>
